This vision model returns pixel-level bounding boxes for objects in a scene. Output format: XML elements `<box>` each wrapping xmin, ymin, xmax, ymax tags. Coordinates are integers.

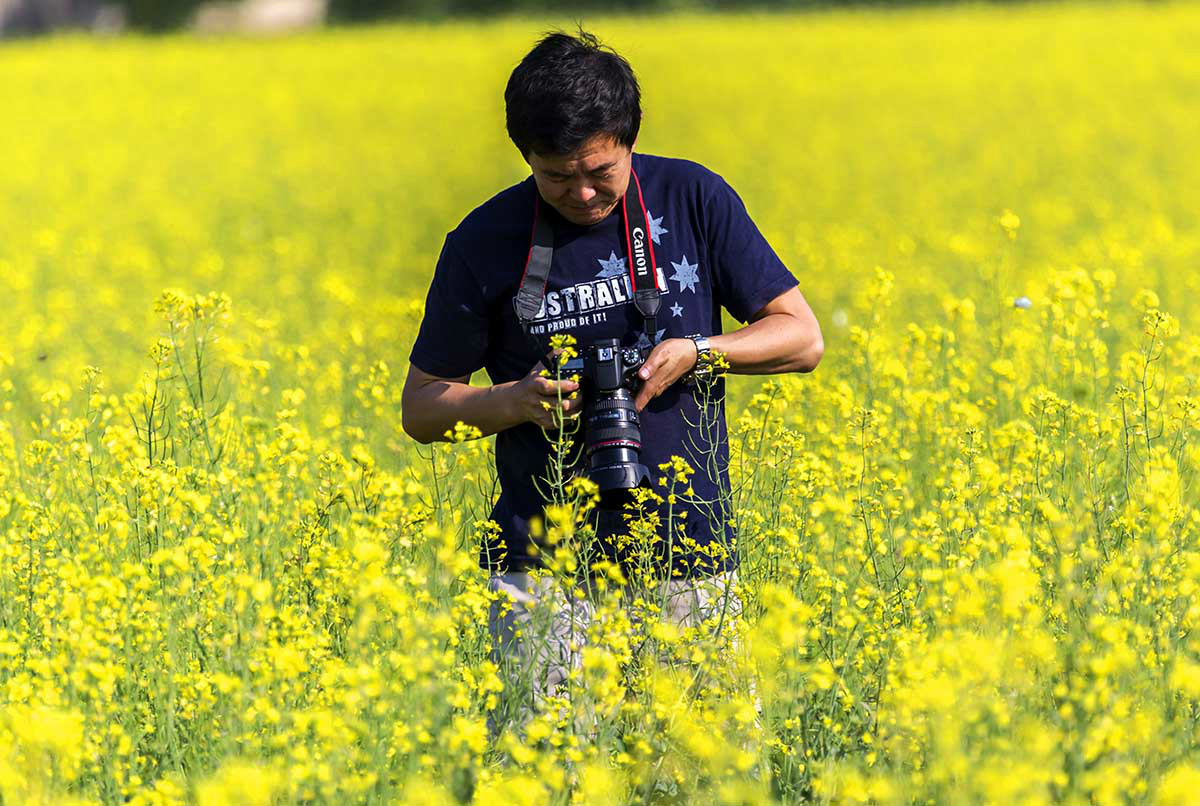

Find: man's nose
<box><xmin>569</xmin><ymin>183</ymin><xmax>596</xmax><ymax>204</ymax></box>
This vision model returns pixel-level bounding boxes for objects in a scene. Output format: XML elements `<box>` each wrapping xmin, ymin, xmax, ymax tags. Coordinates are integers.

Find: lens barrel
<box><xmin>583</xmin><ymin>387</ymin><xmax>651</xmax><ymax>498</ymax></box>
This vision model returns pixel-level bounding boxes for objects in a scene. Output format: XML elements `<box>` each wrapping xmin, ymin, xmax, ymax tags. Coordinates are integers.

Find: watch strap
<box><xmin>684</xmin><ymin>334</ymin><xmax>714</xmax><ymax>381</ymax></box>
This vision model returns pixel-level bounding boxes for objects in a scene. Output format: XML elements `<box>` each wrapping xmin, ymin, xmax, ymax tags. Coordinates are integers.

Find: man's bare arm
<box><xmin>708</xmin><ymin>285</ymin><xmax>824</xmax><ymax>374</ymax></box>
<box><xmin>632</xmin><ymin>285</ymin><xmax>824</xmax><ymax>410</ymax></box>
<box><xmin>400</xmin><ymin>363</ymin><xmax>583</xmax><ymax>444</ymax></box>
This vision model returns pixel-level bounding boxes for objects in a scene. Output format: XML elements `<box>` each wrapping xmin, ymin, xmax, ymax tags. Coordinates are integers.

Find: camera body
<box><xmin>558</xmin><ymin>337</ymin><xmax>653</xmax><ymax>504</ymax></box>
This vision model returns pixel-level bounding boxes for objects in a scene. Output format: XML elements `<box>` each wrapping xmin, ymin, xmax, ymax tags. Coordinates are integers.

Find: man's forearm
<box><xmin>402</xmin><ymin>380</ymin><xmax>520</xmax><ymax>444</ymax></box>
<box><xmin>709</xmin><ymin>312</ymin><xmax>824</xmax><ymax>375</ymax></box>
<box><xmin>632</xmin><ymin>287</ymin><xmax>824</xmax><ymax>409</ymax></box>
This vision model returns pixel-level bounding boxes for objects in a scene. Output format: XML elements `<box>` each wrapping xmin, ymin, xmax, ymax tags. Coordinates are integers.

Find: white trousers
<box><xmin>486</xmin><ymin>568</ymin><xmax>750</xmax><ymax>736</ymax></box>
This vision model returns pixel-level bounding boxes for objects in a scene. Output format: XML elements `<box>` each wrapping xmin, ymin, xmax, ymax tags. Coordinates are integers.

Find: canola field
<box><xmin>3</xmin><ymin>2</ymin><xmax>1200</xmax><ymax>804</ymax></box>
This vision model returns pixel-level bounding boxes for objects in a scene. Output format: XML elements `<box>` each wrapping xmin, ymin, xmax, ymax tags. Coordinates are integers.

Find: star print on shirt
<box><xmin>670</xmin><ymin>302</ymin><xmax>684</xmax><ymax>318</ymax></box>
<box><xmin>669</xmin><ymin>255</ymin><xmax>700</xmax><ymax>294</ymax></box>
<box><xmin>633</xmin><ymin>329</ymin><xmax>668</xmax><ymax>352</ymax></box>
<box><xmin>647</xmin><ymin>211</ymin><xmax>668</xmax><ymax>245</ymax></box>
<box><xmin>595</xmin><ymin>251</ymin><xmax>627</xmax><ymax>279</ymax></box>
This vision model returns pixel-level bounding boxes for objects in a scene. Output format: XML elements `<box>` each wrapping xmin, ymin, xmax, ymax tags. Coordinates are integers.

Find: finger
<box><xmin>635</xmin><ymin>382</ymin><xmax>654</xmax><ymax>411</ymax></box>
<box><xmin>637</xmin><ymin>353</ymin><xmax>665</xmax><ymax>383</ymax></box>
<box><xmin>556</xmin><ymin>396</ymin><xmax>582</xmax><ymax>419</ymax></box>
<box><xmin>540</xmin><ymin>393</ymin><xmax>576</xmax><ymax>410</ymax></box>
<box><xmin>537</xmin><ymin>389</ymin><xmax>578</xmax><ymax>410</ymax></box>
<box><xmin>535</xmin><ymin>406</ymin><xmax>561</xmax><ymax>429</ymax></box>
<box><xmin>536</xmin><ymin>377</ymin><xmax>579</xmax><ymax>396</ymax></box>
<box><xmin>534</xmin><ymin>375</ymin><xmax>573</xmax><ymax>395</ymax></box>
<box><xmin>538</xmin><ymin>403</ymin><xmax>577</xmax><ymax>429</ymax></box>
<box><xmin>643</xmin><ymin>362</ymin><xmax>676</xmax><ymax>406</ymax></box>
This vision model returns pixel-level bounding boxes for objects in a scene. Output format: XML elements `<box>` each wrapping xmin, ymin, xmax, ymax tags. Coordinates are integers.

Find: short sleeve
<box><xmin>704</xmin><ymin>175</ymin><xmax>799</xmax><ymax>323</ymax></box>
<box><xmin>409</xmin><ymin>234</ymin><xmax>490</xmax><ymax>378</ymax></box>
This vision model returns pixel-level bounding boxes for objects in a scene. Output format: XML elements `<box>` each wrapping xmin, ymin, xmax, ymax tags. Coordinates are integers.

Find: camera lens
<box><xmin>584</xmin><ymin>388</ymin><xmax>652</xmax><ymax>501</ymax></box>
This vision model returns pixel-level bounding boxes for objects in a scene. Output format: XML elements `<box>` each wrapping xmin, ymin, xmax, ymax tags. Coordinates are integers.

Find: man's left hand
<box><xmin>633</xmin><ymin>338</ymin><xmax>698</xmax><ymax>411</ymax></box>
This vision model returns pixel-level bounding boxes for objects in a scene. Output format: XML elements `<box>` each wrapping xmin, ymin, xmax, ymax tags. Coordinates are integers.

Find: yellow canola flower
<box><xmin>474</xmin><ymin>773</ymin><xmax>550</xmax><ymax>806</ymax></box>
<box><xmin>1157</xmin><ymin>765</ymin><xmax>1200</xmax><ymax>806</ymax></box>
<box><xmin>998</xmin><ymin>208</ymin><xmax>1021</xmax><ymax>239</ymax></box>
<box><xmin>571</xmin><ymin>762</ymin><xmax>625</xmax><ymax>806</ymax></box>
<box><xmin>195</xmin><ymin>762</ymin><xmax>282</xmax><ymax>806</ymax></box>
<box><xmin>398</xmin><ymin>775</ymin><xmax>458</xmax><ymax>806</ymax></box>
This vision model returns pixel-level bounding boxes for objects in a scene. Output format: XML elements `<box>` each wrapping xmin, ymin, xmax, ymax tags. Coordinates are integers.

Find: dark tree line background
<box><xmin>329</xmin><ymin>0</ymin><xmax>1027</xmax><ymax>20</ymax></box>
<box><xmin>325</xmin><ymin>0</ymin><xmax>886</xmax><ymax>17</ymax></box>
<box><xmin>0</xmin><ymin>0</ymin><xmax>1132</xmax><ymax>34</ymax></box>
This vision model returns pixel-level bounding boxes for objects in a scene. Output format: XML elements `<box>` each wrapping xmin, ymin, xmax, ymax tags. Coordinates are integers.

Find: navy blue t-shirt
<box><xmin>409</xmin><ymin>153</ymin><xmax>798</xmax><ymax>579</ymax></box>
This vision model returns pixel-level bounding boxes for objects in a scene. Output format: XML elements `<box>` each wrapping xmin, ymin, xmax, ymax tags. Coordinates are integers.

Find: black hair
<box><xmin>504</xmin><ymin>28</ymin><xmax>641</xmax><ymax>158</ymax></box>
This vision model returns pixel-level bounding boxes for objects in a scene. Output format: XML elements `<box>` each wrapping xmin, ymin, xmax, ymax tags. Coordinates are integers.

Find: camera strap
<box><xmin>513</xmin><ymin>167</ymin><xmax>663</xmax><ymax>349</ymax></box>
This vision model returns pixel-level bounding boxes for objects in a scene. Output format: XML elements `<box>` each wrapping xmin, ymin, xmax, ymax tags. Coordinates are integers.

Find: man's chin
<box><xmin>562</xmin><ymin>204</ymin><xmax>611</xmax><ymax>225</ymax></box>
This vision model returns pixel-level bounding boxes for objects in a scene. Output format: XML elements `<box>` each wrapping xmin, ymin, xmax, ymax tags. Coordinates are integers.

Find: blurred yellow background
<box><xmin>4</xmin><ymin>4</ymin><xmax>1200</xmax><ymax>804</ymax></box>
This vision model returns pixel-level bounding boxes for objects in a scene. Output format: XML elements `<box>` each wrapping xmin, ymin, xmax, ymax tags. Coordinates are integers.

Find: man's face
<box><xmin>526</xmin><ymin>134</ymin><xmax>633</xmax><ymax>227</ymax></box>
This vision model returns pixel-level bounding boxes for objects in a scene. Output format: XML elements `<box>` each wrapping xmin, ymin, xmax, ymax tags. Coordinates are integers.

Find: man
<box><xmin>402</xmin><ymin>29</ymin><xmax>822</xmax><ymax>729</ymax></box>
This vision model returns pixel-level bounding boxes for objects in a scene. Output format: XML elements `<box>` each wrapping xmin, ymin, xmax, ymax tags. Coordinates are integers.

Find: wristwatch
<box><xmin>684</xmin><ymin>334</ymin><xmax>714</xmax><ymax>383</ymax></box>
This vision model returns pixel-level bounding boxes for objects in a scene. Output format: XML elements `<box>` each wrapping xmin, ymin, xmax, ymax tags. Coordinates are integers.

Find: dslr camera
<box><xmin>557</xmin><ymin>337</ymin><xmax>652</xmax><ymax>504</ymax></box>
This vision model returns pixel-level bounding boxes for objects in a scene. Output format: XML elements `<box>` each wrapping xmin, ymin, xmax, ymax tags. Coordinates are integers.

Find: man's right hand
<box><xmin>506</xmin><ymin>362</ymin><xmax>582</xmax><ymax>430</ymax></box>
<box><xmin>401</xmin><ymin>360</ymin><xmax>583</xmax><ymax>444</ymax></box>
